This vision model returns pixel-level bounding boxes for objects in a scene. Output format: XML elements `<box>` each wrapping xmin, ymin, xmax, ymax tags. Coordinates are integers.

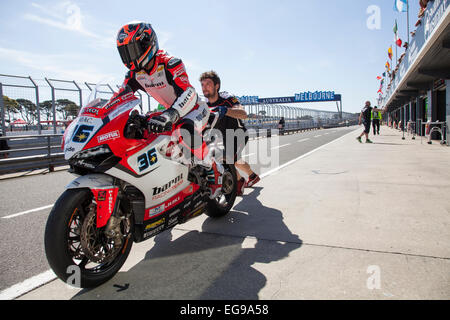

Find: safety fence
<box><xmin>1</xmin><ymin>74</ymin><xmax>356</xmax><ymax>136</ymax></box>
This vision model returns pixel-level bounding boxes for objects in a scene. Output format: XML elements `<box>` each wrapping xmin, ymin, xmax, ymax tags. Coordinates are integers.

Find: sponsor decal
<box><xmin>72</xmin><ymin>125</ymin><xmax>94</xmax><ymax>143</ymax></box>
<box><xmin>78</xmin><ymin>116</ymin><xmax>94</xmax><ymax>124</ymax></box>
<box><xmin>107</xmin><ymin>101</ymin><xmax>136</xmax><ymax>120</ymax></box>
<box><xmin>157</xmin><ymin>65</ymin><xmax>164</xmax><ymax>72</ymax></box>
<box><xmin>121</xmin><ymin>92</ymin><xmax>134</xmax><ymax>101</ymax></box>
<box><xmin>148</xmin><ymin>204</ymin><xmax>165</xmax><ymax>218</ymax></box>
<box><xmin>179</xmin><ymin>75</ymin><xmax>189</xmax><ymax>84</ymax></box>
<box><xmin>145</xmin><ymin>218</ymin><xmax>166</xmax><ymax>230</ymax></box>
<box><xmin>104</xmin><ymin>98</ymin><xmax>120</xmax><ymax>110</ymax></box>
<box><xmin>97</xmin><ymin>130</ymin><xmax>120</xmax><ymax>143</ymax></box>
<box><xmin>189</xmin><ymin>207</ymin><xmax>204</xmax><ymax>219</ymax></box>
<box><xmin>77</xmin><ymin>160</ymin><xmax>95</xmax><ymax>169</ymax></box>
<box><xmin>82</xmin><ymin>107</ymin><xmax>100</xmax><ymax>116</ymax></box>
<box><xmin>107</xmin><ymin>189</ymin><xmax>115</xmax><ymax>214</ymax></box>
<box><xmin>144</xmin><ymin>224</ymin><xmax>165</xmax><ymax>238</ymax></box>
<box><xmin>145</xmin><ymin>82</ymin><xmax>166</xmax><ymax>89</ymax></box>
<box><xmin>165</xmin><ymin>195</ymin><xmax>182</xmax><ymax>210</ymax></box>
<box><xmin>152</xmin><ymin>173</ymin><xmax>184</xmax><ymax>200</ymax></box>
<box><xmin>172</xmin><ymin>64</ymin><xmax>186</xmax><ymax>79</ymax></box>
<box><xmin>146</xmin><ymin>189</ymin><xmax>182</xmax><ymax>220</ymax></box>
<box><xmin>177</xmin><ymin>88</ymin><xmax>195</xmax><ymax>111</ymax></box>
<box><xmin>168</xmin><ymin>216</ymin><xmax>178</xmax><ymax>227</ymax></box>
<box><xmin>97</xmin><ymin>190</ymin><xmax>107</xmax><ymax>201</ymax></box>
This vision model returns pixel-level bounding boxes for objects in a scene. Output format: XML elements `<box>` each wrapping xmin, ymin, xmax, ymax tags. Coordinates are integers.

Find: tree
<box><xmin>39</xmin><ymin>100</ymin><xmax>54</xmax><ymax>121</ymax></box>
<box><xmin>56</xmin><ymin>99</ymin><xmax>79</xmax><ymax>120</ymax></box>
<box><xmin>16</xmin><ymin>99</ymin><xmax>37</xmax><ymax>124</ymax></box>
<box><xmin>2</xmin><ymin>96</ymin><xmax>20</xmax><ymax>123</ymax></box>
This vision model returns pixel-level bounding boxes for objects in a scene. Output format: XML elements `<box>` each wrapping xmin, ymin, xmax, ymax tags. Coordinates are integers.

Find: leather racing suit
<box><xmin>120</xmin><ymin>50</ymin><xmax>211</xmax><ymax>161</ymax></box>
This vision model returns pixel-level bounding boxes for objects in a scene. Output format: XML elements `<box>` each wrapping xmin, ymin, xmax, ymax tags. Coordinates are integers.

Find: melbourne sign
<box><xmin>238</xmin><ymin>91</ymin><xmax>341</xmax><ymax>105</ymax></box>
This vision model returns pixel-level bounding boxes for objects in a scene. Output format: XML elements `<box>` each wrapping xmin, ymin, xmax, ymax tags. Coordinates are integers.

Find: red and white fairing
<box><xmin>63</xmin><ymin>90</ymin><xmax>197</xmax><ymax>227</ymax></box>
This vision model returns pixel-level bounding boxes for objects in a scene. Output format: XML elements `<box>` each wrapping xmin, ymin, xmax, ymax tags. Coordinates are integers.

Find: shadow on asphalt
<box><xmin>72</xmin><ymin>187</ymin><xmax>302</xmax><ymax>300</ymax></box>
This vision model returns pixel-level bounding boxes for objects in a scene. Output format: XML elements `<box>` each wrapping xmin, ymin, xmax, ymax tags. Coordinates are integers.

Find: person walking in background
<box><xmin>372</xmin><ymin>105</ymin><xmax>382</xmax><ymax>135</ymax></box>
<box><xmin>356</xmin><ymin>101</ymin><xmax>373</xmax><ymax>143</ymax></box>
<box><xmin>0</xmin><ymin>129</ymin><xmax>10</xmax><ymax>158</ymax></box>
<box><xmin>278</xmin><ymin>117</ymin><xmax>285</xmax><ymax>135</ymax></box>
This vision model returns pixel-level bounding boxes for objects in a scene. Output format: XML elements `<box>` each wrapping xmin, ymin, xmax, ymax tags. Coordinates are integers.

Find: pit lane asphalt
<box><xmin>0</xmin><ymin>126</ymin><xmax>356</xmax><ymax>294</ymax></box>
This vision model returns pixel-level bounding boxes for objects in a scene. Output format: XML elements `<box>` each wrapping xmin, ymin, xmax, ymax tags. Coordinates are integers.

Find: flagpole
<box><xmin>407</xmin><ymin>0</ymin><xmax>410</xmax><ymax>46</ymax></box>
<box><xmin>394</xmin><ymin>19</ymin><xmax>398</xmax><ymax>68</ymax></box>
<box><xmin>395</xmin><ymin>35</ymin><xmax>398</xmax><ymax>67</ymax></box>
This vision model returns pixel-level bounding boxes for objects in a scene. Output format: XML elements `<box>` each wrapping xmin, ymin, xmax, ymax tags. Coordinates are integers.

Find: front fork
<box><xmin>91</xmin><ymin>188</ymin><xmax>120</xmax><ymax>228</ymax></box>
<box><xmin>66</xmin><ymin>174</ymin><xmax>121</xmax><ymax>228</ymax></box>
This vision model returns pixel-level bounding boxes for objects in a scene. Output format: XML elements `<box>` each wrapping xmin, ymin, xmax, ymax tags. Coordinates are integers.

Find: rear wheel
<box><xmin>44</xmin><ymin>188</ymin><xmax>133</xmax><ymax>288</ymax></box>
<box><xmin>205</xmin><ymin>164</ymin><xmax>237</xmax><ymax>218</ymax></box>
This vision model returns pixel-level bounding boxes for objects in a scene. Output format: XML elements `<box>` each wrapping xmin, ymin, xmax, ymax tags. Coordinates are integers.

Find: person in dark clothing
<box><xmin>278</xmin><ymin>117</ymin><xmax>285</xmax><ymax>134</ymax></box>
<box><xmin>0</xmin><ymin>129</ymin><xmax>9</xmax><ymax>158</ymax></box>
<box><xmin>372</xmin><ymin>106</ymin><xmax>381</xmax><ymax>135</ymax></box>
<box><xmin>356</xmin><ymin>101</ymin><xmax>373</xmax><ymax>143</ymax></box>
<box><xmin>200</xmin><ymin>71</ymin><xmax>260</xmax><ymax>196</ymax></box>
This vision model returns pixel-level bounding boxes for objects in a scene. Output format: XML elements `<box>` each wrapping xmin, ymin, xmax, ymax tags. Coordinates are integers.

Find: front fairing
<box><xmin>63</xmin><ymin>91</ymin><xmax>140</xmax><ymax>161</ymax></box>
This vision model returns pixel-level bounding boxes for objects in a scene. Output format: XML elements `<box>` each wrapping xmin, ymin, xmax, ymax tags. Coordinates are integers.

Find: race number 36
<box><xmin>138</xmin><ymin>148</ymin><xmax>158</xmax><ymax>172</ymax></box>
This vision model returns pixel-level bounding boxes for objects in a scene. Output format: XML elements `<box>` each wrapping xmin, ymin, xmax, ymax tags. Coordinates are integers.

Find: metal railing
<box><xmin>0</xmin><ymin>74</ymin><xmax>151</xmax><ymax>136</ymax></box>
<box><xmin>0</xmin><ymin>134</ymin><xmax>64</xmax><ymax>175</ymax></box>
<box><xmin>0</xmin><ymin>120</ymin><xmax>357</xmax><ymax>176</ymax></box>
<box><xmin>1</xmin><ymin>74</ymin><xmax>357</xmax><ymax>137</ymax></box>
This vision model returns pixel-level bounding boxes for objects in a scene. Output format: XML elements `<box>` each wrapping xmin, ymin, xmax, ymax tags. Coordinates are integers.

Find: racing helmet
<box><xmin>116</xmin><ymin>22</ymin><xmax>159</xmax><ymax>71</ymax></box>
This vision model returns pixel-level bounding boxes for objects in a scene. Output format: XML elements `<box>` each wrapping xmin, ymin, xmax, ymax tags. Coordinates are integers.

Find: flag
<box><xmin>393</xmin><ymin>20</ymin><xmax>398</xmax><ymax>34</ymax></box>
<box><xmin>377</xmin><ymin>76</ymin><xmax>382</xmax><ymax>80</ymax></box>
<box><xmin>385</xmin><ymin>61</ymin><xmax>391</xmax><ymax>71</ymax></box>
<box><xmin>396</xmin><ymin>38</ymin><xmax>403</xmax><ymax>47</ymax></box>
<box><xmin>394</xmin><ymin>0</ymin><xmax>408</xmax><ymax>12</ymax></box>
<box><xmin>388</xmin><ymin>46</ymin><xmax>393</xmax><ymax>60</ymax></box>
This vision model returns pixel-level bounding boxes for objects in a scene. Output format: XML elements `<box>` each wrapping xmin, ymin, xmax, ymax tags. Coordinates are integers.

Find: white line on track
<box><xmin>260</xmin><ymin>128</ymin><xmax>358</xmax><ymax>179</ymax></box>
<box><xmin>313</xmin><ymin>135</ymin><xmax>322</xmax><ymax>138</ymax></box>
<box><xmin>242</xmin><ymin>153</ymin><xmax>256</xmax><ymax>157</ymax></box>
<box><xmin>297</xmin><ymin>138</ymin><xmax>310</xmax><ymax>143</ymax></box>
<box><xmin>0</xmin><ymin>270</ymin><xmax>56</xmax><ymax>300</ymax></box>
<box><xmin>2</xmin><ymin>205</ymin><xmax>54</xmax><ymax>219</ymax></box>
<box><xmin>271</xmin><ymin>143</ymin><xmax>290</xmax><ymax>150</ymax></box>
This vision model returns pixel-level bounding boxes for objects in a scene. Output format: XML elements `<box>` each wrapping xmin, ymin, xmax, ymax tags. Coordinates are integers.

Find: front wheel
<box><xmin>205</xmin><ymin>164</ymin><xmax>237</xmax><ymax>218</ymax></box>
<box><xmin>44</xmin><ymin>188</ymin><xmax>133</xmax><ymax>288</ymax></box>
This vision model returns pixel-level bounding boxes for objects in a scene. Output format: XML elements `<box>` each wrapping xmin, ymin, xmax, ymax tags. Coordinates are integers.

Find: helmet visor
<box><xmin>118</xmin><ymin>42</ymin><xmax>144</xmax><ymax>68</ymax></box>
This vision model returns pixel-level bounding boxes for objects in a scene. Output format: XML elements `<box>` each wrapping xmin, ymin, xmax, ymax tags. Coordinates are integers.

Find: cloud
<box><xmin>0</xmin><ymin>47</ymin><xmax>116</xmax><ymax>83</ymax></box>
<box><xmin>23</xmin><ymin>1</ymin><xmax>114</xmax><ymax>48</ymax></box>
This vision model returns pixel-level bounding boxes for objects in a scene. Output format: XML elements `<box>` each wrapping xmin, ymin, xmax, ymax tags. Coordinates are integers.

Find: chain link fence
<box><xmin>1</xmin><ymin>73</ymin><xmax>357</xmax><ymax>136</ymax></box>
<box><xmin>0</xmin><ymin>74</ymin><xmax>152</xmax><ymax>136</ymax></box>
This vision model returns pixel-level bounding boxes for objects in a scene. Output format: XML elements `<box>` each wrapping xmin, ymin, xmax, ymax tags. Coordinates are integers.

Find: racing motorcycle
<box><xmin>44</xmin><ymin>85</ymin><xmax>237</xmax><ymax>288</ymax></box>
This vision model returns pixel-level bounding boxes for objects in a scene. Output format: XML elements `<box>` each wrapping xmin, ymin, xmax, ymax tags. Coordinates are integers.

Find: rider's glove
<box><xmin>213</xmin><ymin>106</ymin><xmax>228</xmax><ymax>119</ymax></box>
<box><xmin>148</xmin><ymin>108</ymin><xmax>180</xmax><ymax>133</ymax></box>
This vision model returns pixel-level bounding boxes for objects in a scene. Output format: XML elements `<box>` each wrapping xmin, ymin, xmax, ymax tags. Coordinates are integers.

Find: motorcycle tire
<box><xmin>205</xmin><ymin>164</ymin><xmax>237</xmax><ymax>218</ymax></box>
<box><xmin>44</xmin><ymin>188</ymin><xmax>133</xmax><ymax>288</ymax></box>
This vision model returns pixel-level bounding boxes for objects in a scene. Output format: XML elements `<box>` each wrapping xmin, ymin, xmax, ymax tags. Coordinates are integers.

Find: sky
<box><xmin>0</xmin><ymin>0</ymin><xmax>421</xmax><ymax>114</ymax></box>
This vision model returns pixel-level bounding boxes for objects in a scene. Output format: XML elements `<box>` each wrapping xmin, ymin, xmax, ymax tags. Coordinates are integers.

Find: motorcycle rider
<box><xmin>115</xmin><ymin>22</ymin><xmax>223</xmax><ymax>197</ymax></box>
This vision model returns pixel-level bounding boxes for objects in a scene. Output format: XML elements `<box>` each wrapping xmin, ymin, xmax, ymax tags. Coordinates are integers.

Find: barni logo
<box><xmin>97</xmin><ymin>130</ymin><xmax>120</xmax><ymax>143</ymax></box>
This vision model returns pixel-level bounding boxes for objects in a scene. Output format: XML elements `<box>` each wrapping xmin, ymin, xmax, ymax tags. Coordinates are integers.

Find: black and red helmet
<box><xmin>116</xmin><ymin>22</ymin><xmax>159</xmax><ymax>71</ymax></box>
